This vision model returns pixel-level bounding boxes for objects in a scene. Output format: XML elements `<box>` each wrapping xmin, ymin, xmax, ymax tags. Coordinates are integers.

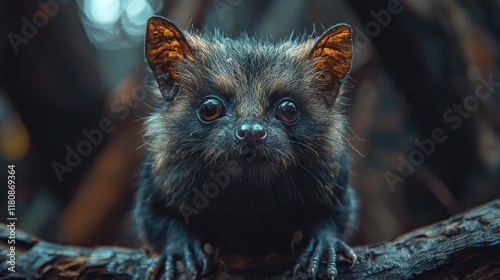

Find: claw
<box><xmin>184</xmin><ymin>245</ymin><xmax>198</xmax><ymax>278</ymax></box>
<box><xmin>349</xmin><ymin>255</ymin><xmax>357</xmax><ymax>270</ymax></box>
<box><xmin>293</xmin><ymin>263</ymin><xmax>301</xmax><ymax>278</ymax></box>
<box><xmin>218</xmin><ymin>260</ymin><xmax>227</xmax><ymax>273</ymax></box>
<box><xmin>308</xmin><ymin>240</ymin><xmax>323</xmax><ymax>279</ymax></box>
<box><xmin>326</xmin><ymin>243</ymin><xmax>337</xmax><ymax>279</ymax></box>
<box><xmin>165</xmin><ymin>255</ymin><xmax>176</xmax><ymax>280</ymax></box>
<box><xmin>335</xmin><ymin>239</ymin><xmax>357</xmax><ymax>269</ymax></box>
<box><xmin>309</xmin><ymin>268</ymin><xmax>317</xmax><ymax>280</ymax></box>
<box><xmin>298</xmin><ymin>238</ymin><xmax>315</xmax><ymax>266</ymax></box>
<box><xmin>193</xmin><ymin>241</ymin><xmax>209</xmax><ymax>275</ymax></box>
<box><xmin>347</xmin><ymin>250</ymin><xmax>357</xmax><ymax>269</ymax></box>
<box><xmin>295</xmin><ymin>235</ymin><xmax>356</xmax><ymax>280</ymax></box>
<box><xmin>201</xmin><ymin>258</ymin><xmax>208</xmax><ymax>275</ymax></box>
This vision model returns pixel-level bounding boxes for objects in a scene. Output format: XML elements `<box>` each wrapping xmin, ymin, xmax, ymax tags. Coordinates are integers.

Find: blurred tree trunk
<box><xmin>347</xmin><ymin>0</ymin><xmax>491</xmax><ymax>228</ymax></box>
<box><xmin>0</xmin><ymin>2</ymin><xmax>109</xmax><ymax>203</ymax></box>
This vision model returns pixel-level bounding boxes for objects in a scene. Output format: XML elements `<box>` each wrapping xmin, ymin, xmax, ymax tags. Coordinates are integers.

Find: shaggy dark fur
<box><xmin>134</xmin><ymin>16</ymin><xmax>358</xmax><ymax>279</ymax></box>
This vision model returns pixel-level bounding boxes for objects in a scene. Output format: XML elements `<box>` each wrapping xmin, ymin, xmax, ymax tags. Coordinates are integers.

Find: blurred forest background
<box><xmin>0</xmin><ymin>0</ymin><xmax>499</xmax><ymax>249</ymax></box>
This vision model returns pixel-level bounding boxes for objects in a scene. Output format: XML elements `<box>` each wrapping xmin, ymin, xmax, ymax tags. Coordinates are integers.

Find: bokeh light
<box><xmin>78</xmin><ymin>0</ymin><xmax>162</xmax><ymax>49</ymax></box>
<box><xmin>85</xmin><ymin>0</ymin><xmax>122</xmax><ymax>26</ymax></box>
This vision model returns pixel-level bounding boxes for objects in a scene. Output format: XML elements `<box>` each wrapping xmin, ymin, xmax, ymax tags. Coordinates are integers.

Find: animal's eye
<box><xmin>276</xmin><ymin>100</ymin><xmax>299</xmax><ymax>124</ymax></box>
<box><xmin>198</xmin><ymin>98</ymin><xmax>224</xmax><ymax>122</ymax></box>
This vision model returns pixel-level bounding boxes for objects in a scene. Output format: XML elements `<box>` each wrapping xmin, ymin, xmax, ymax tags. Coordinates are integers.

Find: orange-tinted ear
<box><xmin>309</xmin><ymin>24</ymin><xmax>353</xmax><ymax>82</ymax></box>
<box><xmin>145</xmin><ymin>16</ymin><xmax>192</xmax><ymax>99</ymax></box>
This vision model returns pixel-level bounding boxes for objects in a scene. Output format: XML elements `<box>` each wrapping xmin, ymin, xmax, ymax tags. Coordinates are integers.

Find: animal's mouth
<box><xmin>238</xmin><ymin>145</ymin><xmax>272</xmax><ymax>164</ymax></box>
<box><xmin>205</xmin><ymin>144</ymin><xmax>286</xmax><ymax>170</ymax></box>
<box><xmin>240</xmin><ymin>146</ymin><xmax>258</xmax><ymax>161</ymax></box>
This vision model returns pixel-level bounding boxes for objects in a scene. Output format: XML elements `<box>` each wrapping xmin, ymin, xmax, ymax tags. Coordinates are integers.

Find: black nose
<box><xmin>236</xmin><ymin>124</ymin><xmax>268</xmax><ymax>146</ymax></box>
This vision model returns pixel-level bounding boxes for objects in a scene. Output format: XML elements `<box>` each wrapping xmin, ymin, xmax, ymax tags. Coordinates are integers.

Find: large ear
<box><xmin>145</xmin><ymin>16</ymin><xmax>192</xmax><ymax>101</ymax></box>
<box><xmin>309</xmin><ymin>24</ymin><xmax>352</xmax><ymax>92</ymax></box>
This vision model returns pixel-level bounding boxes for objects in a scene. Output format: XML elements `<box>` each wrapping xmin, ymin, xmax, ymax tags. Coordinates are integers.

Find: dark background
<box><xmin>0</xmin><ymin>0</ymin><xmax>499</xmax><ymax>248</ymax></box>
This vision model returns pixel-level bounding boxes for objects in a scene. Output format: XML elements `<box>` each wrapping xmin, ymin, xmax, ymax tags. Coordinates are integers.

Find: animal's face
<box><xmin>144</xmin><ymin>17</ymin><xmax>353</xmax><ymax>176</ymax></box>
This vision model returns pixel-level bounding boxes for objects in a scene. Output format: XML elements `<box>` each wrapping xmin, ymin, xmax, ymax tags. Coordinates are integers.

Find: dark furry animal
<box><xmin>134</xmin><ymin>16</ymin><xmax>358</xmax><ymax>279</ymax></box>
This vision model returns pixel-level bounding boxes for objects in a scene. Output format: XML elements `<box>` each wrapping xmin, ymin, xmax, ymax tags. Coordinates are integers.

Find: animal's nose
<box><xmin>236</xmin><ymin>123</ymin><xmax>268</xmax><ymax>146</ymax></box>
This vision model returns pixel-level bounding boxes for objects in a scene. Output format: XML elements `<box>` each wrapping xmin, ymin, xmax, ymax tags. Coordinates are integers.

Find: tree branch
<box><xmin>1</xmin><ymin>199</ymin><xmax>499</xmax><ymax>279</ymax></box>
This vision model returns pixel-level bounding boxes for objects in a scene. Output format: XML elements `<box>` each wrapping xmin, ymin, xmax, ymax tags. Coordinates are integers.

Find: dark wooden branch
<box><xmin>1</xmin><ymin>199</ymin><xmax>499</xmax><ymax>279</ymax></box>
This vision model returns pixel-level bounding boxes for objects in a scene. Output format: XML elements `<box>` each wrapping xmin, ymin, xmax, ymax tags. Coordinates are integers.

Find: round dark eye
<box><xmin>198</xmin><ymin>98</ymin><xmax>224</xmax><ymax>122</ymax></box>
<box><xmin>276</xmin><ymin>100</ymin><xmax>299</xmax><ymax>124</ymax></box>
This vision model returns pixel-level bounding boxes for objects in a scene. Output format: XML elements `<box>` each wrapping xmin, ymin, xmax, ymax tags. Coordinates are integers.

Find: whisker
<box><xmin>340</xmin><ymin>134</ymin><xmax>364</xmax><ymax>158</ymax></box>
<box><xmin>135</xmin><ymin>142</ymin><xmax>148</xmax><ymax>151</ymax></box>
<box><xmin>289</xmin><ymin>140</ymin><xmax>320</xmax><ymax>157</ymax></box>
<box><xmin>346</xmin><ymin>125</ymin><xmax>365</xmax><ymax>142</ymax></box>
<box><xmin>286</xmin><ymin>172</ymin><xmax>304</xmax><ymax>203</ymax></box>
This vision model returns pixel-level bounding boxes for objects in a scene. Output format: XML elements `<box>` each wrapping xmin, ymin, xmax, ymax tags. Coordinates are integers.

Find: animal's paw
<box><xmin>146</xmin><ymin>239</ymin><xmax>211</xmax><ymax>280</ymax></box>
<box><xmin>293</xmin><ymin>234</ymin><xmax>356</xmax><ymax>280</ymax></box>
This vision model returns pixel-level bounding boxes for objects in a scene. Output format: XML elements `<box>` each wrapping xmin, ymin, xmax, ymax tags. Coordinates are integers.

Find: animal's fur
<box><xmin>134</xmin><ymin>16</ymin><xmax>358</xmax><ymax>278</ymax></box>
